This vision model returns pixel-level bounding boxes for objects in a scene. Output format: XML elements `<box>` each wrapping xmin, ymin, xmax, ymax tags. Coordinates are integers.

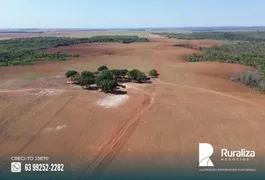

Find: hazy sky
<box><xmin>1</xmin><ymin>0</ymin><xmax>265</xmax><ymax>28</ymax></box>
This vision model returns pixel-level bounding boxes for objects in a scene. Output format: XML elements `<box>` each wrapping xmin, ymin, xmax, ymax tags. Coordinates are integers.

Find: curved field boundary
<box><xmin>157</xmin><ymin>79</ymin><xmax>265</xmax><ymax>114</ymax></box>
<box><xmin>152</xmin><ymin>45</ymin><xmax>265</xmax><ymax>114</ymax></box>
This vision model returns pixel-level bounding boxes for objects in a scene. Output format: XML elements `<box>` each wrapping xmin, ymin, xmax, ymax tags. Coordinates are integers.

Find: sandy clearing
<box><xmin>42</xmin><ymin>125</ymin><xmax>67</xmax><ymax>133</ymax></box>
<box><xmin>96</xmin><ymin>94</ymin><xmax>129</xmax><ymax>108</ymax></box>
<box><xmin>35</xmin><ymin>89</ymin><xmax>64</xmax><ymax>96</ymax></box>
<box><xmin>54</xmin><ymin>75</ymin><xmax>64</xmax><ymax>78</ymax></box>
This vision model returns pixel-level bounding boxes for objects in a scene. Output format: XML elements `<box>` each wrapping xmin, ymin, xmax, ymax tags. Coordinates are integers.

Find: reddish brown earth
<box><xmin>42</xmin><ymin>43</ymin><xmax>117</xmax><ymax>54</ymax></box>
<box><xmin>0</xmin><ymin>36</ymin><xmax>264</xmax><ymax>177</ymax></box>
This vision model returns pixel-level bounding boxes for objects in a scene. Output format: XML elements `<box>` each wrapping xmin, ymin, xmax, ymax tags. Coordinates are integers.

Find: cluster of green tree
<box><xmin>185</xmin><ymin>41</ymin><xmax>265</xmax><ymax>91</ymax></box>
<box><xmin>65</xmin><ymin>66</ymin><xmax>158</xmax><ymax>93</ymax></box>
<box><xmin>0</xmin><ymin>36</ymin><xmax>149</xmax><ymax>66</ymax></box>
<box><xmin>0</xmin><ymin>51</ymin><xmax>75</xmax><ymax>66</ymax></box>
<box><xmin>152</xmin><ymin>31</ymin><xmax>265</xmax><ymax>41</ymax></box>
<box><xmin>0</xmin><ymin>37</ymin><xmax>84</xmax><ymax>66</ymax></box>
<box><xmin>173</xmin><ymin>44</ymin><xmax>195</xmax><ymax>49</ymax></box>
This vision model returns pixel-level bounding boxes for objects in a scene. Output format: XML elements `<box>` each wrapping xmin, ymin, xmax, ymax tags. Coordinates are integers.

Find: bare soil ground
<box><xmin>0</xmin><ymin>36</ymin><xmax>264</xmax><ymax>177</ymax></box>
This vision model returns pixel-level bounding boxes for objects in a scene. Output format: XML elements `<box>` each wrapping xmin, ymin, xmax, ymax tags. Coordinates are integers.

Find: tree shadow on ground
<box><xmin>133</xmin><ymin>80</ymin><xmax>153</xmax><ymax>84</ymax></box>
<box><xmin>145</xmin><ymin>80</ymin><xmax>153</xmax><ymax>84</ymax></box>
<box><xmin>118</xmin><ymin>78</ymin><xmax>131</xmax><ymax>83</ymax></box>
<box><xmin>111</xmin><ymin>89</ymin><xmax>128</xmax><ymax>95</ymax></box>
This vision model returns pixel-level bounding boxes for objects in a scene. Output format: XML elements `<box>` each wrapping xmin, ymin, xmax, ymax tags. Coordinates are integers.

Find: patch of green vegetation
<box><xmin>95</xmin><ymin>70</ymin><xmax>118</xmax><ymax>92</ymax></box>
<box><xmin>152</xmin><ymin>31</ymin><xmax>265</xmax><ymax>41</ymax></box>
<box><xmin>0</xmin><ymin>36</ymin><xmax>149</xmax><ymax>67</ymax></box>
<box><xmin>127</xmin><ymin>69</ymin><xmax>147</xmax><ymax>83</ymax></box>
<box><xmin>148</xmin><ymin>69</ymin><xmax>159</xmax><ymax>77</ymax></box>
<box><xmin>97</xmin><ymin>65</ymin><xmax>109</xmax><ymax>72</ymax></box>
<box><xmin>65</xmin><ymin>70</ymin><xmax>78</xmax><ymax>78</ymax></box>
<box><xmin>186</xmin><ymin>42</ymin><xmax>265</xmax><ymax>70</ymax></box>
<box><xmin>185</xmin><ymin>41</ymin><xmax>265</xmax><ymax>92</ymax></box>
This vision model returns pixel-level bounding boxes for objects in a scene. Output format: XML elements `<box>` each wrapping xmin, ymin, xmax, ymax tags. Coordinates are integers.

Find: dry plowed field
<box><xmin>0</xmin><ymin>36</ymin><xmax>264</xmax><ymax>177</ymax></box>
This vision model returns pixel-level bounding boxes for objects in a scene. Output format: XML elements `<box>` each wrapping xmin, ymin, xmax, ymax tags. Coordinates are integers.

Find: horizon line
<box><xmin>1</xmin><ymin>26</ymin><xmax>265</xmax><ymax>30</ymax></box>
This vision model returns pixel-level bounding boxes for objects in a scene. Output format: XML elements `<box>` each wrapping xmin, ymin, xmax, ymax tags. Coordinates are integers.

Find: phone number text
<box><xmin>24</xmin><ymin>163</ymin><xmax>64</xmax><ymax>172</ymax></box>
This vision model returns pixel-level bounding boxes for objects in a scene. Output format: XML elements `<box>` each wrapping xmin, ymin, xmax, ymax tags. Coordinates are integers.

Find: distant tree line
<box><xmin>152</xmin><ymin>31</ymin><xmax>265</xmax><ymax>41</ymax></box>
<box><xmin>88</xmin><ymin>36</ymin><xmax>149</xmax><ymax>43</ymax></box>
<box><xmin>0</xmin><ymin>36</ymin><xmax>149</xmax><ymax>66</ymax></box>
<box><xmin>0</xmin><ymin>31</ymin><xmax>44</xmax><ymax>33</ymax></box>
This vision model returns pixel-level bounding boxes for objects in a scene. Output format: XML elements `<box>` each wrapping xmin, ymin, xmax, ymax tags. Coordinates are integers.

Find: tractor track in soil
<box><xmin>0</xmin><ymin>96</ymin><xmax>57</xmax><ymax>147</ymax></box>
<box><xmin>15</xmin><ymin>95</ymin><xmax>76</xmax><ymax>155</ymax></box>
<box><xmin>79</xmin><ymin>88</ymin><xmax>155</xmax><ymax>179</ymax></box>
<box><xmin>79</xmin><ymin>44</ymin><xmax>163</xmax><ymax>178</ymax></box>
<box><xmin>80</xmin><ymin>43</ymin><xmax>192</xmax><ymax>178</ymax></box>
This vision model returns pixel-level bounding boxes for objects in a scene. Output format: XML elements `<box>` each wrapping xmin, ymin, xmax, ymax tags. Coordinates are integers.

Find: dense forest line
<box><xmin>185</xmin><ymin>41</ymin><xmax>265</xmax><ymax>91</ymax></box>
<box><xmin>0</xmin><ymin>36</ymin><xmax>149</xmax><ymax>66</ymax></box>
<box><xmin>152</xmin><ymin>31</ymin><xmax>265</xmax><ymax>41</ymax></box>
